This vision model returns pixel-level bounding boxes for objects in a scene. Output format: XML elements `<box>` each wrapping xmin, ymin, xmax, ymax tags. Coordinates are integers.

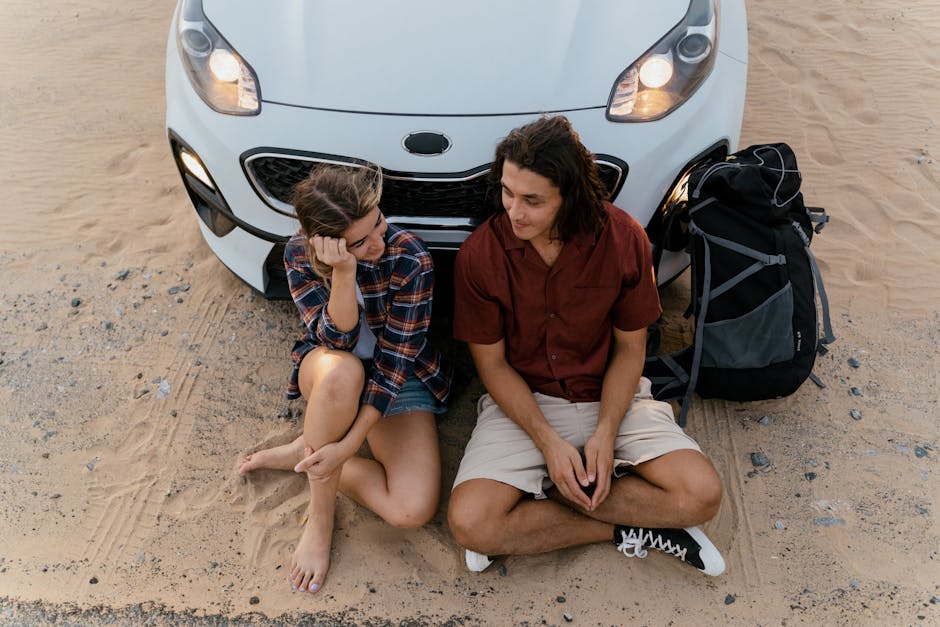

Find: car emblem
<box><xmin>402</xmin><ymin>131</ymin><xmax>451</xmax><ymax>156</ymax></box>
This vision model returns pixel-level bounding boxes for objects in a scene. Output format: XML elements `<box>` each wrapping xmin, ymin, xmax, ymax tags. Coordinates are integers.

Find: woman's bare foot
<box><xmin>238</xmin><ymin>435</ymin><xmax>305</xmax><ymax>475</ymax></box>
<box><xmin>290</xmin><ymin>508</ymin><xmax>334</xmax><ymax>593</ymax></box>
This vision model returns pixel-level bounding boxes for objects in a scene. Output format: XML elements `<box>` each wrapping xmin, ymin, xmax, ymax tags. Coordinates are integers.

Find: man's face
<box><xmin>500</xmin><ymin>160</ymin><xmax>563</xmax><ymax>246</ymax></box>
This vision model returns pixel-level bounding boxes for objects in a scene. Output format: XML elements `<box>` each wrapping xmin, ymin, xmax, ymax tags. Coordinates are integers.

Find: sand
<box><xmin>1</xmin><ymin>0</ymin><xmax>938</xmax><ymax>625</ymax></box>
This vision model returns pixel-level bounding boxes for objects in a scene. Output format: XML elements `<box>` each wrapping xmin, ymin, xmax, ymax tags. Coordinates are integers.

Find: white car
<box><xmin>165</xmin><ymin>0</ymin><xmax>747</xmax><ymax>298</ymax></box>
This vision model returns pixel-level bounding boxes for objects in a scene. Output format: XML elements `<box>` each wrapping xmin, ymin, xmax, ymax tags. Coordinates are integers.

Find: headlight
<box><xmin>176</xmin><ymin>0</ymin><xmax>260</xmax><ymax>115</ymax></box>
<box><xmin>606</xmin><ymin>0</ymin><xmax>718</xmax><ymax>122</ymax></box>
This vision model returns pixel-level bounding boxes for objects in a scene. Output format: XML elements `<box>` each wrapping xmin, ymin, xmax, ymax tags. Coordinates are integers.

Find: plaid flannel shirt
<box><xmin>284</xmin><ymin>224</ymin><xmax>452</xmax><ymax>416</ymax></box>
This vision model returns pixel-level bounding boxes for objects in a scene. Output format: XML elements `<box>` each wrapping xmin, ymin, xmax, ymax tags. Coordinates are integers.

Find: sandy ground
<box><xmin>1</xmin><ymin>1</ymin><xmax>939</xmax><ymax>625</ymax></box>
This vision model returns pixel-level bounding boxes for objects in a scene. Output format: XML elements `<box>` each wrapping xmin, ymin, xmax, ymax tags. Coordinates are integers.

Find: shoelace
<box><xmin>616</xmin><ymin>528</ymin><xmax>688</xmax><ymax>562</ymax></box>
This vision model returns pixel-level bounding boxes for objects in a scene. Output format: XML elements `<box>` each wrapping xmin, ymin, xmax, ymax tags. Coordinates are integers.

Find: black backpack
<box><xmin>644</xmin><ymin>143</ymin><xmax>835</xmax><ymax>426</ymax></box>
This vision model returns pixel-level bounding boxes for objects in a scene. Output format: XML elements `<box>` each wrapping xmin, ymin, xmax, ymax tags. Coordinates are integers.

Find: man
<box><xmin>448</xmin><ymin>116</ymin><xmax>725</xmax><ymax>576</ymax></box>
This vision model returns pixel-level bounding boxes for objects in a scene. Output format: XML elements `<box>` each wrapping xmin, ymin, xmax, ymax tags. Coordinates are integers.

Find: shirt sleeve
<box><xmin>360</xmin><ymin>252</ymin><xmax>434</xmax><ymax>416</ymax></box>
<box><xmin>611</xmin><ymin>221</ymin><xmax>662</xmax><ymax>331</ymax></box>
<box><xmin>453</xmin><ymin>239</ymin><xmax>505</xmax><ymax>345</ymax></box>
<box><xmin>284</xmin><ymin>237</ymin><xmax>361</xmax><ymax>351</ymax></box>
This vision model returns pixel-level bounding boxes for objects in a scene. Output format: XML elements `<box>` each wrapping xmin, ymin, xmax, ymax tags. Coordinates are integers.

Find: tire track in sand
<box><xmin>81</xmin><ymin>289</ymin><xmax>235</xmax><ymax>574</ymax></box>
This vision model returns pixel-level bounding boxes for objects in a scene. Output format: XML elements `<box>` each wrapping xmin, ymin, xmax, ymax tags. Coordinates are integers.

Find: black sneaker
<box><xmin>613</xmin><ymin>525</ymin><xmax>725</xmax><ymax>576</ymax></box>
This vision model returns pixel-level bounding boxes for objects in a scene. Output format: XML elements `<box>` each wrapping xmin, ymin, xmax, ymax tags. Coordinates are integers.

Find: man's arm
<box><xmin>469</xmin><ymin>340</ymin><xmax>593</xmax><ymax>510</ymax></box>
<box><xmin>583</xmin><ymin>326</ymin><xmax>647</xmax><ymax>510</ymax></box>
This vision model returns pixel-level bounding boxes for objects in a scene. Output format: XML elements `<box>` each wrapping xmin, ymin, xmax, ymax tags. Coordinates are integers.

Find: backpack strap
<box><xmin>792</xmin><ymin>222</ymin><xmax>836</xmax><ymax>345</ymax></box>
<box><xmin>806</xmin><ymin>206</ymin><xmax>829</xmax><ymax>234</ymax></box>
<box><xmin>695</xmin><ymin>231</ymin><xmax>788</xmax><ymax>300</ymax></box>
<box><xmin>678</xmin><ymin>230</ymin><xmax>713</xmax><ymax>427</ymax></box>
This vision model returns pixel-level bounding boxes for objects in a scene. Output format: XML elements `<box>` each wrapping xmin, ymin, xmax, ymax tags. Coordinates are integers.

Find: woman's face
<box><xmin>342</xmin><ymin>206</ymin><xmax>388</xmax><ymax>262</ymax></box>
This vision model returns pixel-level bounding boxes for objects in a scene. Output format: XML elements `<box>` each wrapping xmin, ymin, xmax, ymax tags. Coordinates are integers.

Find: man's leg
<box><xmin>448</xmin><ymin>478</ymin><xmax>613</xmax><ymax>557</ymax></box>
<box><xmin>549</xmin><ymin>449</ymin><xmax>722</xmax><ymax>528</ymax></box>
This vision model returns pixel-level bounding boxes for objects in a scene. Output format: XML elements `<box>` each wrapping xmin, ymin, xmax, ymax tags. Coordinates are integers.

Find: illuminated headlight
<box><xmin>606</xmin><ymin>0</ymin><xmax>718</xmax><ymax>122</ymax></box>
<box><xmin>176</xmin><ymin>0</ymin><xmax>260</xmax><ymax>115</ymax></box>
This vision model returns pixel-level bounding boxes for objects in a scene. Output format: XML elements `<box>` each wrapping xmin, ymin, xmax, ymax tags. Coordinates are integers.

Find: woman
<box><xmin>238</xmin><ymin>164</ymin><xmax>452</xmax><ymax>594</ymax></box>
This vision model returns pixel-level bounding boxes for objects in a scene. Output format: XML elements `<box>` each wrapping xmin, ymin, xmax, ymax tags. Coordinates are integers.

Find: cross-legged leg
<box><xmin>549</xmin><ymin>449</ymin><xmax>722</xmax><ymax>528</ymax></box>
<box><xmin>449</xmin><ymin>478</ymin><xmax>613</xmax><ymax>556</ymax></box>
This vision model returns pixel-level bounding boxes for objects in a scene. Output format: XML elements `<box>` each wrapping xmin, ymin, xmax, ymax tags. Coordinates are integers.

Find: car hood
<box><xmin>204</xmin><ymin>0</ymin><xmax>689</xmax><ymax>115</ymax></box>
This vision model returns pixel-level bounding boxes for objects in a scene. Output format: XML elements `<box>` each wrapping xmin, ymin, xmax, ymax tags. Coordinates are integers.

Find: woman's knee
<box><xmin>299</xmin><ymin>349</ymin><xmax>364</xmax><ymax>400</ymax></box>
<box><xmin>385</xmin><ymin>494</ymin><xmax>439</xmax><ymax>529</ymax></box>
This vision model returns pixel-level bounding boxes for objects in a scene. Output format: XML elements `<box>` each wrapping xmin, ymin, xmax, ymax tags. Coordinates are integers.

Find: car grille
<box><xmin>243</xmin><ymin>152</ymin><xmax>626</xmax><ymax>222</ymax></box>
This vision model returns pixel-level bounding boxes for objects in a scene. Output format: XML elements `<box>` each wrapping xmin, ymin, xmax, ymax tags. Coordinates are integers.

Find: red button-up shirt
<box><xmin>454</xmin><ymin>203</ymin><xmax>661</xmax><ymax>402</ymax></box>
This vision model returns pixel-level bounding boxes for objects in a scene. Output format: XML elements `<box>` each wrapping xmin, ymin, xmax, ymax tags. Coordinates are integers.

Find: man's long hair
<box><xmin>491</xmin><ymin>115</ymin><xmax>609</xmax><ymax>241</ymax></box>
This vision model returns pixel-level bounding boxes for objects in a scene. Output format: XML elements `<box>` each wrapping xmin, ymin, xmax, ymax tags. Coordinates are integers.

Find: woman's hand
<box><xmin>310</xmin><ymin>235</ymin><xmax>357</xmax><ymax>274</ymax></box>
<box><xmin>294</xmin><ymin>440</ymin><xmax>355</xmax><ymax>482</ymax></box>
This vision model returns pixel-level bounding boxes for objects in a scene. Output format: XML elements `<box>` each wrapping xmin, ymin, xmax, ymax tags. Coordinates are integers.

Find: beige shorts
<box><xmin>452</xmin><ymin>377</ymin><xmax>702</xmax><ymax>498</ymax></box>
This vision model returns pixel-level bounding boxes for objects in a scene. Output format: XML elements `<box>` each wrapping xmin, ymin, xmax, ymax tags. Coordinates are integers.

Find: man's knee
<box><xmin>448</xmin><ymin>486</ymin><xmax>501</xmax><ymax>553</ymax></box>
<box><xmin>678</xmin><ymin>468</ymin><xmax>723</xmax><ymax>524</ymax></box>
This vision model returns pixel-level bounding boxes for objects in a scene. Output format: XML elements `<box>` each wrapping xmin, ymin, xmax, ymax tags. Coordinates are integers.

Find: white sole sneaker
<box><xmin>465</xmin><ymin>549</ymin><xmax>493</xmax><ymax>572</ymax></box>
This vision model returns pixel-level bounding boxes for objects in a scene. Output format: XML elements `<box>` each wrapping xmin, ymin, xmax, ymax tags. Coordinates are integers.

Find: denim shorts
<box><xmin>387</xmin><ymin>374</ymin><xmax>448</xmax><ymax>417</ymax></box>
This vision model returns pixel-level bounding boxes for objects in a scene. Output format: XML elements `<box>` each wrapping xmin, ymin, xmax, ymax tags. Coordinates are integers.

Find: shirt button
<box><xmin>550</xmin><ymin>354</ymin><xmax>557</xmax><ymax>360</ymax></box>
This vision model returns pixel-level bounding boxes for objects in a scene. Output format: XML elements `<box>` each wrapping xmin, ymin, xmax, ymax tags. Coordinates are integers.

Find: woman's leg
<box><xmin>289</xmin><ymin>347</ymin><xmax>364</xmax><ymax>594</ymax></box>
<box><xmin>338</xmin><ymin>410</ymin><xmax>441</xmax><ymax>528</ymax></box>
<box><xmin>237</xmin><ymin>435</ymin><xmax>305</xmax><ymax>475</ymax></box>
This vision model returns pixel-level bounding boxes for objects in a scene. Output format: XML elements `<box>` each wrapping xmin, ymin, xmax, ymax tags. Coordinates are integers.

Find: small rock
<box><xmin>156</xmin><ymin>379</ymin><xmax>171</xmax><ymax>400</ymax></box>
<box><xmin>563</xmin><ymin>612</ymin><xmax>573</xmax><ymax>622</ymax></box>
<box><xmin>170</xmin><ymin>410</ymin><xmax>178</xmax><ymax>418</ymax></box>
<box><xmin>50</xmin><ymin>493</ymin><xmax>61</xmax><ymax>499</ymax></box>
<box><xmin>847</xmin><ymin>357</ymin><xmax>860</xmax><ymax>368</ymax></box>
<box><xmin>70</xmin><ymin>297</ymin><xmax>82</xmax><ymax>307</ymax></box>
<box><xmin>181</xmin><ymin>284</ymin><xmax>190</xmax><ymax>292</ymax></box>
<box><xmin>168</xmin><ymin>286</ymin><xmax>180</xmax><ymax>295</ymax></box>
<box><xmin>115</xmin><ymin>269</ymin><xmax>130</xmax><ymax>281</ymax></box>
<box><xmin>724</xmin><ymin>594</ymin><xmax>736</xmax><ymax>605</ymax></box>
<box><xmin>849</xmin><ymin>409</ymin><xmax>862</xmax><ymax>421</ymax></box>
<box><xmin>249</xmin><ymin>596</ymin><xmax>260</xmax><ymax>605</ymax></box>
<box><xmin>89</xmin><ymin>577</ymin><xmax>98</xmax><ymax>585</ymax></box>
<box><xmin>914</xmin><ymin>505</ymin><xmax>929</xmax><ymax>515</ymax></box>
<box><xmin>914</xmin><ymin>446</ymin><xmax>927</xmax><ymax>458</ymax></box>
<box><xmin>812</xmin><ymin>516</ymin><xmax>846</xmax><ymax>527</ymax></box>
<box><xmin>804</xmin><ymin>472</ymin><xmax>817</xmax><ymax>481</ymax></box>
<box><xmin>849</xmin><ymin>579</ymin><xmax>858</xmax><ymax>589</ymax></box>
<box><xmin>773</xmin><ymin>521</ymin><xmax>785</xmax><ymax>529</ymax></box>
<box><xmin>930</xmin><ymin>596</ymin><xmax>939</xmax><ymax>604</ymax></box>
<box><xmin>758</xmin><ymin>415</ymin><xmax>772</xmax><ymax>426</ymax></box>
<box><xmin>498</xmin><ymin>564</ymin><xmax>507</xmax><ymax>577</ymax></box>
<box><xmin>35</xmin><ymin>322</ymin><xmax>48</xmax><ymax>332</ymax></box>
<box><xmin>849</xmin><ymin>387</ymin><xmax>863</xmax><ymax>397</ymax></box>
<box><xmin>160</xmin><ymin>330</ymin><xmax>169</xmax><ymax>337</ymax></box>
<box><xmin>102</xmin><ymin>321</ymin><xmax>114</xmax><ymax>331</ymax></box>
<box><xmin>750</xmin><ymin>452</ymin><xmax>769</xmax><ymax>467</ymax></box>
<box><xmin>368</xmin><ymin>586</ymin><xmax>376</xmax><ymax>593</ymax></box>
<box><xmin>556</xmin><ymin>596</ymin><xmax>566</xmax><ymax>604</ymax></box>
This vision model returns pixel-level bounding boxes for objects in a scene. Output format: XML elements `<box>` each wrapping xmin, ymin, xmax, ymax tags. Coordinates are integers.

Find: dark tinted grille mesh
<box><xmin>246</xmin><ymin>156</ymin><xmax>624</xmax><ymax>220</ymax></box>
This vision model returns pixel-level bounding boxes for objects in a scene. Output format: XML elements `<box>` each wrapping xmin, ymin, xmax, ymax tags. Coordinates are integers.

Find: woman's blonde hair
<box><xmin>291</xmin><ymin>163</ymin><xmax>383</xmax><ymax>285</ymax></box>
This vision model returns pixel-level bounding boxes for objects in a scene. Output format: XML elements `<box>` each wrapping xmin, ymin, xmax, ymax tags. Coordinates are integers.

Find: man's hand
<box><xmin>583</xmin><ymin>432</ymin><xmax>615</xmax><ymax>511</ymax></box>
<box><xmin>310</xmin><ymin>235</ymin><xmax>357</xmax><ymax>274</ymax></box>
<box><xmin>543</xmin><ymin>435</ymin><xmax>592</xmax><ymax>511</ymax></box>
